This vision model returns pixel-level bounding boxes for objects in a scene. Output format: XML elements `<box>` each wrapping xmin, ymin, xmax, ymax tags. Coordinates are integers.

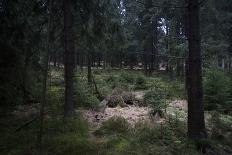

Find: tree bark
<box><xmin>38</xmin><ymin>0</ymin><xmax>53</xmax><ymax>154</ymax></box>
<box><xmin>64</xmin><ymin>0</ymin><xmax>75</xmax><ymax>117</ymax></box>
<box><xmin>87</xmin><ymin>50</ymin><xmax>92</xmax><ymax>84</ymax></box>
<box><xmin>187</xmin><ymin>0</ymin><xmax>206</xmax><ymax>139</ymax></box>
<box><xmin>150</xmin><ymin>16</ymin><xmax>158</xmax><ymax>72</ymax></box>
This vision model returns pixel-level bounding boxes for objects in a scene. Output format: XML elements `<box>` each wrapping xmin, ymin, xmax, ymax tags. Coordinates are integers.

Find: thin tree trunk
<box><xmin>53</xmin><ymin>50</ymin><xmax>57</xmax><ymax>67</ymax></box>
<box><xmin>187</xmin><ymin>0</ymin><xmax>206</xmax><ymax>140</ymax></box>
<box><xmin>103</xmin><ymin>51</ymin><xmax>106</xmax><ymax>69</ymax></box>
<box><xmin>151</xmin><ymin>16</ymin><xmax>158</xmax><ymax>72</ymax></box>
<box><xmin>87</xmin><ymin>50</ymin><xmax>92</xmax><ymax>84</ymax></box>
<box><xmin>64</xmin><ymin>0</ymin><xmax>75</xmax><ymax>117</ymax></box>
<box><xmin>229</xmin><ymin>55</ymin><xmax>231</xmax><ymax>73</ymax></box>
<box><xmin>144</xmin><ymin>51</ymin><xmax>148</xmax><ymax>75</ymax></box>
<box><xmin>37</xmin><ymin>0</ymin><xmax>53</xmax><ymax>154</ymax></box>
<box><xmin>23</xmin><ymin>49</ymin><xmax>30</xmax><ymax>104</ymax></box>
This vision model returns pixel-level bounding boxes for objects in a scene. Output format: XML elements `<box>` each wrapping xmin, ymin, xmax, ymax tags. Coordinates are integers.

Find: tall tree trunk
<box><xmin>229</xmin><ymin>55</ymin><xmax>231</xmax><ymax>73</ymax></box>
<box><xmin>103</xmin><ymin>51</ymin><xmax>107</xmax><ymax>69</ymax></box>
<box><xmin>151</xmin><ymin>16</ymin><xmax>158</xmax><ymax>72</ymax></box>
<box><xmin>64</xmin><ymin>0</ymin><xmax>75</xmax><ymax>117</ymax></box>
<box><xmin>53</xmin><ymin>50</ymin><xmax>57</xmax><ymax>67</ymax></box>
<box><xmin>22</xmin><ymin>49</ymin><xmax>30</xmax><ymax>104</ymax></box>
<box><xmin>144</xmin><ymin>51</ymin><xmax>148</xmax><ymax>75</ymax></box>
<box><xmin>187</xmin><ymin>0</ymin><xmax>206</xmax><ymax>139</ymax></box>
<box><xmin>37</xmin><ymin>0</ymin><xmax>53</xmax><ymax>154</ymax></box>
<box><xmin>80</xmin><ymin>52</ymin><xmax>83</xmax><ymax>71</ymax></box>
<box><xmin>87</xmin><ymin>50</ymin><xmax>92</xmax><ymax>84</ymax></box>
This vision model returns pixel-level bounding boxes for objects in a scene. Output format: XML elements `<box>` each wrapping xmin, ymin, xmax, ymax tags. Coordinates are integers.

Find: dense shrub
<box><xmin>203</xmin><ymin>69</ymin><xmax>231</xmax><ymax>111</ymax></box>
<box><xmin>47</xmin><ymin>86</ymin><xmax>64</xmax><ymax>115</ymax></box>
<box><xmin>144</xmin><ymin>87</ymin><xmax>167</xmax><ymax>117</ymax></box>
<box><xmin>74</xmin><ymin>76</ymin><xmax>100</xmax><ymax>109</ymax></box>
<box><xmin>120</xmin><ymin>72</ymin><xmax>135</xmax><ymax>84</ymax></box>
<box><xmin>94</xmin><ymin>117</ymin><xmax>130</xmax><ymax>136</ymax></box>
<box><xmin>168</xmin><ymin>80</ymin><xmax>186</xmax><ymax>99</ymax></box>
<box><xmin>100</xmin><ymin>137</ymin><xmax>131</xmax><ymax>154</ymax></box>
<box><xmin>209</xmin><ymin>111</ymin><xmax>232</xmax><ymax>145</ymax></box>
<box><xmin>44</xmin><ymin>118</ymin><xmax>89</xmax><ymax>136</ymax></box>
<box><xmin>135</xmin><ymin>74</ymin><xmax>148</xmax><ymax>89</ymax></box>
<box><xmin>44</xmin><ymin>118</ymin><xmax>97</xmax><ymax>155</ymax></box>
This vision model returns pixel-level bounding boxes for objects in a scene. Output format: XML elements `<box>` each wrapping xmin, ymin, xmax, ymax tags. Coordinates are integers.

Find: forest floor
<box><xmin>1</xmin><ymin>68</ymin><xmax>232</xmax><ymax>155</ymax></box>
<box><xmin>80</xmin><ymin>96</ymin><xmax>188</xmax><ymax>128</ymax></box>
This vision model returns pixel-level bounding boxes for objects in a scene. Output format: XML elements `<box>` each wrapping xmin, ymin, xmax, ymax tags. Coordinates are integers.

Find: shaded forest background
<box><xmin>0</xmin><ymin>0</ymin><xmax>232</xmax><ymax>155</ymax></box>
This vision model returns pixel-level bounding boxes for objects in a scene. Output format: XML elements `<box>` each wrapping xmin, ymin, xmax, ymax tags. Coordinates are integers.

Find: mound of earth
<box><xmin>81</xmin><ymin>105</ymin><xmax>152</xmax><ymax>127</ymax></box>
<box><xmin>81</xmin><ymin>91</ymin><xmax>182</xmax><ymax>127</ymax></box>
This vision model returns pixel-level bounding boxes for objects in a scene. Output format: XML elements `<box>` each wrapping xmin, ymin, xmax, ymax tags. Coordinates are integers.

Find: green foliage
<box><xmin>203</xmin><ymin>69</ymin><xmax>231</xmax><ymax>111</ymax></box>
<box><xmin>144</xmin><ymin>88</ymin><xmax>167</xmax><ymax>117</ymax></box>
<box><xmin>46</xmin><ymin>133</ymin><xmax>97</xmax><ymax>155</ymax></box>
<box><xmin>209</xmin><ymin>111</ymin><xmax>232</xmax><ymax>145</ymax></box>
<box><xmin>95</xmin><ymin>77</ymin><xmax>112</xmax><ymax>97</ymax></box>
<box><xmin>95</xmin><ymin>117</ymin><xmax>129</xmax><ymax>136</ymax></box>
<box><xmin>126</xmin><ymin>122</ymin><xmax>199</xmax><ymax>155</ymax></box>
<box><xmin>120</xmin><ymin>71</ymin><xmax>136</xmax><ymax>84</ymax></box>
<box><xmin>44</xmin><ymin>118</ymin><xmax>89</xmax><ymax>136</ymax></box>
<box><xmin>135</xmin><ymin>74</ymin><xmax>148</xmax><ymax>90</ymax></box>
<box><xmin>101</xmin><ymin>137</ymin><xmax>131</xmax><ymax>154</ymax></box>
<box><xmin>167</xmin><ymin>80</ymin><xmax>186</xmax><ymax>99</ymax></box>
<box><xmin>47</xmin><ymin>86</ymin><xmax>64</xmax><ymax>116</ymax></box>
<box><xmin>74</xmin><ymin>76</ymin><xmax>100</xmax><ymax>109</ymax></box>
<box><xmin>0</xmin><ymin>118</ymin><xmax>38</xmax><ymax>155</ymax></box>
<box><xmin>44</xmin><ymin>118</ymin><xmax>97</xmax><ymax>155</ymax></box>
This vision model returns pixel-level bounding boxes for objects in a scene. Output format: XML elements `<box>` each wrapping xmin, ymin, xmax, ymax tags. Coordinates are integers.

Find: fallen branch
<box><xmin>15</xmin><ymin>117</ymin><xmax>38</xmax><ymax>132</ymax></box>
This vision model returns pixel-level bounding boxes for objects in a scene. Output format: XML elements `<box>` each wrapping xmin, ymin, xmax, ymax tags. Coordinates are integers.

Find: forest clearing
<box><xmin>1</xmin><ymin>68</ymin><xmax>232</xmax><ymax>155</ymax></box>
<box><xmin>0</xmin><ymin>0</ymin><xmax>232</xmax><ymax>154</ymax></box>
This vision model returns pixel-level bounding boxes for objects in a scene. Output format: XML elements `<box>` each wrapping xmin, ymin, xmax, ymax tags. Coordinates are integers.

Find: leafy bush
<box><xmin>168</xmin><ymin>80</ymin><xmax>186</xmax><ymax>99</ymax></box>
<box><xmin>144</xmin><ymin>87</ymin><xmax>167</xmax><ymax>117</ymax></box>
<box><xmin>47</xmin><ymin>86</ymin><xmax>64</xmax><ymax>115</ymax></box>
<box><xmin>44</xmin><ymin>118</ymin><xmax>97</xmax><ymax>155</ymax></box>
<box><xmin>46</xmin><ymin>134</ymin><xmax>97</xmax><ymax>155</ymax></box>
<box><xmin>120</xmin><ymin>72</ymin><xmax>135</xmax><ymax>84</ymax></box>
<box><xmin>44</xmin><ymin>118</ymin><xmax>89</xmax><ymax>136</ymax></box>
<box><xmin>209</xmin><ymin>112</ymin><xmax>232</xmax><ymax>145</ymax></box>
<box><xmin>101</xmin><ymin>137</ymin><xmax>131</xmax><ymax>154</ymax></box>
<box><xmin>131</xmin><ymin>123</ymin><xmax>198</xmax><ymax>155</ymax></box>
<box><xmin>203</xmin><ymin>69</ymin><xmax>231</xmax><ymax>111</ymax></box>
<box><xmin>94</xmin><ymin>117</ymin><xmax>129</xmax><ymax>136</ymax></box>
<box><xmin>105</xmin><ymin>74</ymin><xmax>118</xmax><ymax>83</ymax></box>
<box><xmin>135</xmin><ymin>74</ymin><xmax>148</xmax><ymax>89</ymax></box>
<box><xmin>74</xmin><ymin>76</ymin><xmax>100</xmax><ymax>109</ymax></box>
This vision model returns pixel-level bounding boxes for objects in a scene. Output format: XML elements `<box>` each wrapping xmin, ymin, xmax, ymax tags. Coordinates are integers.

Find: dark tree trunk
<box><xmin>187</xmin><ymin>0</ymin><xmax>206</xmax><ymax>139</ymax></box>
<box><xmin>87</xmin><ymin>50</ymin><xmax>92</xmax><ymax>84</ymax></box>
<box><xmin>53</xmin><ymin>50</ymin><xmax>57</xmax><ymax>67</ymax></box>
<box><xmin>22</xmin><ymin>49</ymin><xmax>30</xmax><ymax>104</ymax></box>
<box><xmin>103</xmin><ymin>51</ymin><xmax>107</xmax><ymax>69</ymax></box>
<box><xmin>80</xmin><ymin>53</ymin><xmax>83</xmax><ymax>71</ymax></box>
<box><xmin>150</xmin><ymin>17</ymin><xmax>158</xmax><ymax>72</ymax></box>
<box><xmin>144</xmin><ymin>51</ymin><xmax>148</xmax><ymax>75</ymax></box>
<box><xmin>38</xmin><ymin>0</ymin><xmax>53</xmax><ymax>154</ymax></box>
<box><xmin>229</xmin><ymin>55</ymin><xmax>231</xmax><ymax>73</ymax></box>
<box><xmin>97</xmin><ymin>53</ymin><xmax>101</xmax><ymax>68</ymax></box>
<box><xmin>64</xmin><ymin>0</ymin><xmax>75</xmax><ymax>117</ymax></box>
<box><xmin>177</xmin><ymin>61</ymin><xmax>181</xmax><ymax>77</ymax></box>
